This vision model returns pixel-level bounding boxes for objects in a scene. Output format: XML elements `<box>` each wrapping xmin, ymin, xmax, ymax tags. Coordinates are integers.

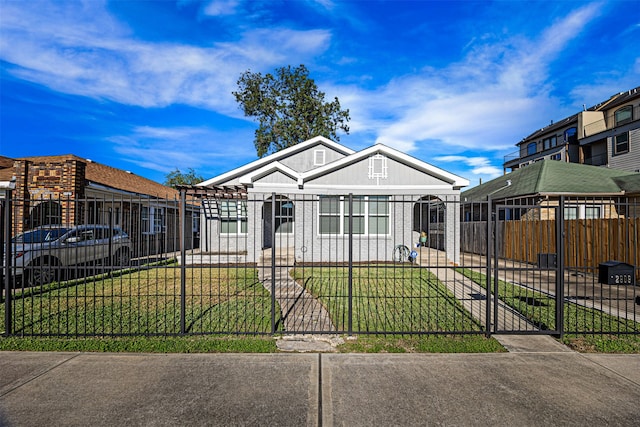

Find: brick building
<box><xmin>0</xmin><ymin>155</ymin><xmax>196</xmax><ymax>256</ymax></box>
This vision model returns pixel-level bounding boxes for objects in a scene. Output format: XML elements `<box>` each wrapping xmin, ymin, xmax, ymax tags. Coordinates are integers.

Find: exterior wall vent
<box><xmin>314</xmin><ymin>150</ymin><xmax>325</xmax><ymax>166</ymax></box>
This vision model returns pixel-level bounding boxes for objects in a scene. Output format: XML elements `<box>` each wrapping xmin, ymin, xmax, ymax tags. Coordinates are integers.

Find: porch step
<box><xmin>259</xmin><ymin>247</ymin><xmax>296</xmax><ymax>265</ymax></box>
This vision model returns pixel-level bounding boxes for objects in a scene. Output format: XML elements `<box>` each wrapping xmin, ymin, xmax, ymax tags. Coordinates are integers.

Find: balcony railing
<box><xmin>584</xmin><ymin>153</ymin><xmax>608</xmax><ymax>166</ymax></box>
<box><xmin>503</xmin><ymin>150</ymin><xmax>520</xmax><ymax>165</ymax></box>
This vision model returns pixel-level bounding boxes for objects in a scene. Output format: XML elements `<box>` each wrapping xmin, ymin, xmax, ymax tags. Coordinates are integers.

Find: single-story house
<box><xmin>459</xmin><ymin>160</ymin><xmax>640</xmax><ymax>270</ymax></box>
<box><xmin>461</xmin><ymin>160</ymin><xmax>640</xmax><ymax>222</ymax></box>
<box><xmin>196</xmin><ymin>136</ymin><xmax>469</xmax><ymax>264</ymax></box>
<box><xmin>0</xmin><ymin>154</ymin><xmax>197</xmax><ymax>257</ymax></box>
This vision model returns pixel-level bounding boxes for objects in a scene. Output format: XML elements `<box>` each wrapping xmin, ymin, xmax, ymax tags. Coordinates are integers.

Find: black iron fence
<box><xmin>2</xmin><ymin>191</ymin><xmax>638</xmax><ymax>337</ymax></box>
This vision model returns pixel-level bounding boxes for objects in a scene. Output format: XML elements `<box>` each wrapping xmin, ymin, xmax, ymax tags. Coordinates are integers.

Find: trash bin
<box><xmin>537</xmin><ymin>253</ymin><xmax>557</xmax><ymax>268</ymax></box>
<box><xmin>598</xmin><ymin>261</ymin><xmax>635</xmax><ymax>285</ymax></box>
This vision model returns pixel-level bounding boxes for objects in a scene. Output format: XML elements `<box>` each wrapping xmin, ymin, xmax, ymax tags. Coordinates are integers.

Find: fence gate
<box><xmin>490</xmin><ymin>201</ymin><xmax>564</xmax><ymax>336</ymax></box>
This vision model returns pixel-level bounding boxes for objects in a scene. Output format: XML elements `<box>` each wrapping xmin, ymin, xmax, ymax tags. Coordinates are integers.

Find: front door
<box><xmin>263</xmin><ymin>201</ymin><xmax>273</xmax><ymax>249</ymax></box>
<box><xmin>262</xmin><ymin>197</ymin><xmax>295</xmax><ymax>249</ymax></box>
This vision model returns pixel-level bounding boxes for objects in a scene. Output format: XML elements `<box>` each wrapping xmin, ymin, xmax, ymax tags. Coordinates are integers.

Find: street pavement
<box><xmin>0</xmin><ymin>336</ymin><xmax>639</xmax><ymax>426</ymax></box>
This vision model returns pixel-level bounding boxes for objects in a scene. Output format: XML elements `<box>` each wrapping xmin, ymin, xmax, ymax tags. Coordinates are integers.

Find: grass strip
<box><xmin>0</xmin><ymin>335</ymin><xmax>277</xmax><ymax>353</ymax></box>
<box><xmin>337</xmin><ymin>334</ymin><xmax>505</xmax><ymax>353</ymax></box>
<box><xmin>456</xmin><ymin>268</ymin><xmax>640</xmax><ymax>353</ymax></box>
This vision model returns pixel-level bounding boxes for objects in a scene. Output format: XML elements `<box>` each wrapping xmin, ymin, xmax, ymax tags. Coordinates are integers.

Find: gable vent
<box><xmin>314</xmin><ymin>149</ymin><xmax>326</xmax><ymax>166</ymax></box>
<box><xmin>368</xmin><ymin>154</ymin><xmax>388</xmax><ymax>184</ymax></box>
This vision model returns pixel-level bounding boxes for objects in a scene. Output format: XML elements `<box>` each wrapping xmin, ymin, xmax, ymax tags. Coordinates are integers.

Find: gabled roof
<box><xmin>0</xmin><ymin>156</ymin><xmax>15</xmax><ymax>182</ymax></box>
<box><xmin>517</xmin><ymin>86</ymin><xmax>640</xmax><ymax>145</ymax></box>
<box><xmin>239</xmin><ymin>161</ymin><xmax>302</xmax><ymax>187</ymax></box>
<box><xmin>462</xmin><ymin>161</ymin><xmax>638</xmax><ymax>200</ymax></box>
<box><xmin>301</xmin><ymin>143</ymin><xmax>469</xmax><ymax>188</ymax></box>
<box><xmin>198</xmin><ymin>136</ymin><xmax>355</xmax><ymax>187</ymax></box>
<box><xmin>200</xmin><ymin>136</ymin><xmax>469</xmax><ymax>192</ymax></box>
<box><xmin>593</xmin><ymin>86</ymin><xmax>640</xmax><ymax>111</ymax></box>
<box><xmin>613</xmin><ymin>174</ymin><xmax>640</xmax><ymax>194</ymax></box>
<box><xmin>84</xmin><ymin>158</ymin><xmax>179</xmax><ymax>199</ymax></box>
<box><xmin>0</xmin><ymin>156</ymin><xmax>15</xmax><ymax>189</ymax></box>
<box><xmin>5</xmin><ymin>154</ymin><xmax>178</xmax><ymax>199</ymax></box>
<box><xmin>0</xmin><ymin>156</ymin><xmax>14</xmax><ymax>169</ymax></box>
<box><xmin>520</xmin><ymin>113</ymin><xmax>579</xmax><ymax>143</ymax></box>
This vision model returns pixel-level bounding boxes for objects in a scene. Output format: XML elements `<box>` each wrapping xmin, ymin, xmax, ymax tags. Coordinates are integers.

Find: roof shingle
<box><xmin>1</xmin><ymin>154</ymin><xmax>178</xmax><ymax>199</ymax></box>
<box><xmin>462</xmin><ymin>161</ymin><xmax>638</xmax><ymax>200</ymax></box>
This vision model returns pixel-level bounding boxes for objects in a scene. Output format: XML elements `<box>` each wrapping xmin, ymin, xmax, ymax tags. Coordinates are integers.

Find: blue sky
<box><xmin>1</xmin><ymin>0</ymin><xmax>639</xmax><ymax>187</ymax></box>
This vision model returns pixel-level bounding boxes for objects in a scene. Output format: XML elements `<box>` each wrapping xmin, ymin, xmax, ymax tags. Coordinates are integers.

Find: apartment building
<box><xmin>504</xmin><ymin>86</ymin><xmax>640</xmax><ymax>173</ymax></box>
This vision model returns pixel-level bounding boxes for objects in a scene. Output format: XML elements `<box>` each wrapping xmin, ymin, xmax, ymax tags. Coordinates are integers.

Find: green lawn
<box><xmin>1</xmin><ymin>264</ymin><xmax>277</xmax><ymax>336</ymax></box>
<box><xmin>0</xmin><ymin>263</ymin><xmax>509</xmax><ymax>352</ymax></box>
<box><xmin>456</xmin><ymin>268</ymin><xmax>640</xmax><ymax>353</ymax></box>
<box><xmin>291</xmin><ymin>265</ymin><xmax>485</xmax><ymax>334</ymax></box>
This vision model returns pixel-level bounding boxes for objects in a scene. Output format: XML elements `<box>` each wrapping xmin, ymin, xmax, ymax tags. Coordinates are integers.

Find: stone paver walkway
<box><xmin>257</xmin><ymin>248</ymin><xmax>335</xmax><ymax>334</ymax></box>
<box><xmin>415</xmin><ymin>247</ymin><xmax>538</xmax><ymax>332</ymax></box>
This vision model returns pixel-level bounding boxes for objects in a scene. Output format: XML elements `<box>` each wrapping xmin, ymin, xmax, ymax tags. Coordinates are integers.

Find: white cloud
<box><xmin>2</xmin><ymin>0</ymin><xmax>632</xmax><ymax>186</ymax></box>
<box><xmin>327</xmin><ymin>1</ymin><xmax>606</xmax><ymax>184</ymax></box>
<box><xmin>0</xmin><ymin>1</ymin><xmax>331</xmax><ymax>115</ymax></box>
<box><xmin>108</xmin><ymin>126</ymin><xmax>257</xmax><ymax>177</ymax></box>
<box><xmin>308</xmin><ymin>0</ymin><xmax>335</xmax><ymax>11</ymax></box>
<box><xmin>203</xmin><ymin>0</ymin><xmax>240</xmax><ymax>16</ymax></box>
<box><xmin>435</xmin><ymin>156</ymin><xmax>502</xmax><ymax>179</ymax></box>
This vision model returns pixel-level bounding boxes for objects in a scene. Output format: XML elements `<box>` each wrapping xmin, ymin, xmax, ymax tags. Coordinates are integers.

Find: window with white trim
<box><xmin>141</xmin><ymin>206</ymin><xmax>165</xmax><ymax>234</ymax></box>
<box><xmin>564</xmin><ymin>205</ymin><xmax>602</xmax><ymax>219</ymax></box>
<box><xmin>220</xmin><ymin>200</ymin><xmax>247</xmax><ymax>234</ymax></box>
<box><xmin>319</xmin><ymin>196</ymin><xmax>389</xmax><ymax>235</ymax></box>
<box><xmin>344</xmin><ymin>196</ymin><xmax>365</xmax><ymax>234</ymax></box>
<box><xmin>585</xmin><ymin>206</ymin><xmax>601</xmax><ymax>219</ymax></box>
<box><xmin>614</xmin><ymin>105</ymin><xmax>633</xmax><ymax>126</ymax></box>
<box><xmin>614</xmin><ymin>132</ymin><xmax>629</xmax><ymax>155</ymax></box>
<box><xmin>319</xmin><ymin>196</ymin><xmax>340</xmax><ymax>234</ymax></box>
<box><xmin>563</xmin><ymin>206</ymin><xmax>578</xmax><ymax>220</ymax></box>
<box><xmin>192</xmin><ymin>211</ymin><xmax>200</xmax><ymax>233</ymax></box>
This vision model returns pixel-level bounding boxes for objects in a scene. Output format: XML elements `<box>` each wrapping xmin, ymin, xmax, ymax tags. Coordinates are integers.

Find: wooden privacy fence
<box><xmin>462</xmin><ymin>218</ymin><xmax>640</xmax><ymax>277</ymax></box>
<box><xmin>562</xmin><ymin>218</ymin><xmax>638</xmax><ymax>273</ymax></box>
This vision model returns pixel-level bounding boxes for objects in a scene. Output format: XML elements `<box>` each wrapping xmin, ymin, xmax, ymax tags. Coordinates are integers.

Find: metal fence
<box><xmin>2</xmin><ymin>190</ymin><xmax>639</xmax><ymax>337</ymax></box>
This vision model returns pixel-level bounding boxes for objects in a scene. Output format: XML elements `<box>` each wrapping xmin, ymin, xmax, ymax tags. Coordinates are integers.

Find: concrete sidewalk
<box><xmin>1</xmin><ymin>347</ymin><xmax>639</xmax><ymax>426</ymax></box>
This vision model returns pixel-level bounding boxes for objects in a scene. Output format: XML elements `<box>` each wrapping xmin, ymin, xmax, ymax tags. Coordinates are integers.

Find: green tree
<box><xmin>233</xmin><ymin>64</ymin><xmax>350</xmax><ymax>157</ymax></box>
<box><xmin>164</xmin><ymin>168</ymin><xmax>204</xmax><ymax>188</ymax></box>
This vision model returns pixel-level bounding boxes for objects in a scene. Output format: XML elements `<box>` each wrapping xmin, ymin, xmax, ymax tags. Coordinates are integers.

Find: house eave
<box><xmin>301</xmin><ymin>184</ymin><xmax>458</xmax><ymax>194</ymax></box>
<box><xmin>301</xmin><ymin>144</ymin><xmax>470</xmax><ymax>188</ymax></box>
<box><xmin>247</xmin><ymin>183</ymin><xmax>301</xmax><ymax>191</ymax></box>
<box><xmin>0</xmin><ymin>179</ymin><xmax>16</xmax><ymax>190</ymax></box>
<box><xmin>537</xmin><ymin>191</ymin><xmax>626</xmax><ymax>197</ymax></box>
<box><xmin>198</xmin><ymin>136</ymin><xmax>354</xmax><ymax>187</ymax></box>
<box><xmin>238</xmin><ymin>161</ymin><xmax>301</xmax><ymax>186</ymax></box>
<box><xmin>85</xmin><ymin>182</ymin><xmax>168</xmax><ymax>200</ymax></box>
